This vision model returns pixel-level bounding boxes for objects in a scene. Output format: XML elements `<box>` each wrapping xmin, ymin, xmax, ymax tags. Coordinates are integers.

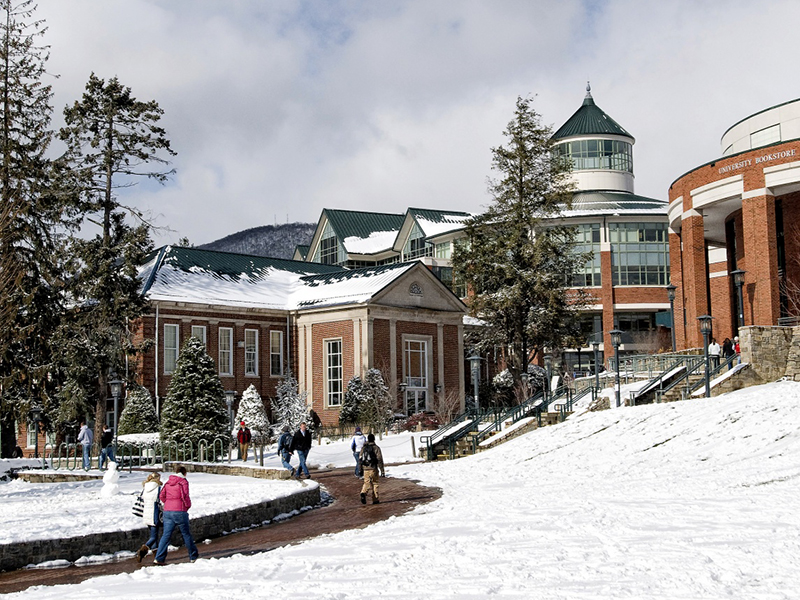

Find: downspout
<box><xmin>155</xmin><ymin>304</ymin><xmax>160</xmax><ymax>414</ymax></box>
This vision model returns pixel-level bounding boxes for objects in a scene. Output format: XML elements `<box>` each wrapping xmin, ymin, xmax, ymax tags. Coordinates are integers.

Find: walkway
<box><xmin>0</xmin><ymin>467</ymin><xmax>440</xmax><ymax>595</ymax></box>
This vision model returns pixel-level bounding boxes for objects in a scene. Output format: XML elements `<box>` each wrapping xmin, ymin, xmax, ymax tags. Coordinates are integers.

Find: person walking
<box><xmin>722</xmin><ymin>337</ymin><xmax>735</xmax><ymax>370</ymax></box>
<box><xmin>154</xmin><ymin>466</ymin><xmax>199</xmax><ymax>565</ymax></box>
<box><xmin>136</xmin><ymin>472</ymin><xmax>163</xmax><ymax>563</ymax></box>
<box><xmin>237</xmin><ymin>421</ymin><xmax>252</xmax><ymax>462</ymax></box>
<box><xmin>277</xmin><ymin>425</ymin><xmax>295</xmax><ymax>476</ymax></box>
<box><xmin>708</xmin><ymin>337</ymin><xmax>721</xmax><ymax>370</ymax></box>
<box><xmin>291</xmin><ymin>422</ymin><xmax>313</xmax><ymax>479</ymax></box>
<box><xmin>98</xmin><ymin>425</ymin><xmax>115</xmax><ymax>470</ymax></box>
<box><xmin>359</xmin><ymin>433</ymin><xmax>385</xmax><ymax>505</ymax></box>
<box><xmin>734</xmin><ymin>336</ymin><xmax>741</xmax><ymax>363</ymax></box>
<box><xmin>77</xmin><ymin>421</ymin><xmax>93</xmax><ymax>470</ymax></box>
<box><xmin>350</xmin><ymin>426</ymin><xmax>366</xmax><ymax>478</ymax></box>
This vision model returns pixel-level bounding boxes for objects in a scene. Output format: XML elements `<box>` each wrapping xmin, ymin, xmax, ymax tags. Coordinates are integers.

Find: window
<box><xmin>270</xmin><ymin>331</ymin><xmax>283</xmax><ymax>376</ymax></box>
<box><xmin>219</xmin><ymin>327</ymin><xmax>233</xmax><ymax>375</ymax></box>
<box><xmin>435</xmin><ymin>241</ymin><xmax>451</xmax><ymax>259</ymax></box>
<box><xmin>325</xmin><ymin>339</ymin><xmax>343</xmax><ymax>407</ymax></box>
<box><xmin>404</xmin><ymin>338</ymin><xmax>429</xmax><ymax>415</ymax></box>
<box><xmin>571</xmin><ymin>223</ymin><xmax>602</xmax><ymax>287</ymax></box>
<box><xmin>403</xmin><ymin>224</ymin><xmax>432</xmax><ymax>260</ymax></box>
<box><xmin>750</xmin><ymin>124</ymin><xmax>780</xmax><ymax>149</ymax></box>
<box><xmin>164</xmin><ymin>324</ymin><xmax>179</xmax><ymax>374</ymax></box>
<box><xmin>610</xmin><ymin>222</ymin><xmax>670</xmax><ymax>286</ymax></box>
<box><xmin>314</xmin><ymin>221</ymin><xmax>341</xmax><ymax>265</ymax></box>
<box><xmin>245</xmin><ymin>329</ymin><xmax>258</xmax><ymax>376</ymax></box>
<box><xmin>190</xmin><ymin>325</ymin><xmax>206</xmax><ymax>344</ymax></box>
<box><xmin>27</xmin><ymin>425</ymin><xmax>36</xmax><ymax>448</ymax></box>
<box><xmin>555</xmin><ymin>139</ymin><xmax>633</xmax><ymax>173</ymax></box>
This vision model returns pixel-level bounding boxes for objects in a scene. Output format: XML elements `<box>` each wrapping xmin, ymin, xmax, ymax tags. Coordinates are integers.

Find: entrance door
<box><xmin>404</xmin><ymin>339</ymin><xmax>429</xmax><ymax>415</ymax></box>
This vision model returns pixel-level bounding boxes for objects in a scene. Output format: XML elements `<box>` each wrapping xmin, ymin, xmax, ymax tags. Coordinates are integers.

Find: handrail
<box><xmin>688</xmin><ymin>353</ymin><xmax>739</xmax><ymax>395</ymax></box>
<box><xmin>470</xmin><ymin>392</ymin><xmax>546</xmax><ymax>453</ymax></box>
<box><xmin>654</xmin><ymin>356</ymin><xmax>706</xmax><ymax>402</ymax></box>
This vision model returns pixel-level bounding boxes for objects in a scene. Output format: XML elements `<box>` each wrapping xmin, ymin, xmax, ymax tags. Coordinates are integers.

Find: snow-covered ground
<box><xmin>7</xmin><ymin>381</ymin><xmax>800</xmax><ymax>599</ymax></box>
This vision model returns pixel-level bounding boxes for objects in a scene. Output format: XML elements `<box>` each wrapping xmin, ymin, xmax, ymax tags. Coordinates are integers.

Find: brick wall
<box><xmin>311</xmin><ymin>320</ymin><xmax>354</xmax><ymax>426</ymax></box>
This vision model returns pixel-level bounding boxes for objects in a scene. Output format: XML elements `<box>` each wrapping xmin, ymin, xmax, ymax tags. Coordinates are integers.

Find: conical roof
<box><xmin>552</xmin><ymin>84</ymin><xmax>633</xmax><ymax>141</ymax></box>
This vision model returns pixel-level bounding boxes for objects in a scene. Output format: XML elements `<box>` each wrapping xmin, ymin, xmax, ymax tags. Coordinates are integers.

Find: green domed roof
<box><xmin>553</xmin><ymin>84</ymin><xmax>634</xmax><ymax>141</ymax></box>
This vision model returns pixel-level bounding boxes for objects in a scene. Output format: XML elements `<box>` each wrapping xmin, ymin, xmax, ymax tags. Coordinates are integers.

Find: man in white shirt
<box><xmin>708</xmin><ymin>338</ymin><xmax>721</xmax><ymax>370</ymax></box>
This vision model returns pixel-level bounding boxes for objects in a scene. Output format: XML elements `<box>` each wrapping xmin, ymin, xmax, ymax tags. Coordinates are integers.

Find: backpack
<box><xmin>362</xmin><ymin>444</ymin><xmax>378</xmax><ymax>469</ymax></box>
<box><xmin>277</xmin><ymin>432</ymin><xmax>291</xmax><ymax>455</ymax></box>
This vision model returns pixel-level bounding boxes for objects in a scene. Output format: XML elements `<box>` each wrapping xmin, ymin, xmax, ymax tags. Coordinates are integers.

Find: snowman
<box><xmin>100</xmin><ymin>461</ymin><xmax>121</xmax><ymax>497</ymax></box>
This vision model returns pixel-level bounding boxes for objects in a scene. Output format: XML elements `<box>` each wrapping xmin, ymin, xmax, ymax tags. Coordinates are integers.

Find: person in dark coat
<box><xmin>359</xmin><ymin>433</ymin><xmax>385</xmax><ymax>505</ymax></box>
<box><xmin>291</xmin><ymin>422</ymin><xmax>312</xmax><ymax>479</ymax></box>
<box><xmin>277</xmin><ymin>425</ymin><xmax>295</xmax><ymax>476</ymax></box>
<box><xmin>99</xmin><ymin>425</ymin><xmax>115</xmax><ymax>470</ymax></box>
<box><xmin>236</xmin><ymin>421</ymin><xmax>252</xmax><ymax>462</ymax></box>
<box><xmin>722</xmin><ymin>338</ymin><xmax>735</xmax><ymax>370</ymax></box>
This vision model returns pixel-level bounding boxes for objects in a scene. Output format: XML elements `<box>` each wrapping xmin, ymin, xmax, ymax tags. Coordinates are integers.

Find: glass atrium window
<box><xmin>403</xmin><ymin>224</ymin><xmax>432</xmax><ymax>260</ymax></box>
<box><xmin>556</xmin><ymin>139</ymin><xmax>633</xmax><ymax>173</ymax></box>
<box><xmin>314</xmin><ymin>221</ymin><xmax>341</xmax><ymax>265</ymax></box>
<box><xmin>610</xmin><ymin>222</ymin><xmax>670</xmax><ymax>286</ymax></box>
<box><xmin>750</xmin><ymin>124</ymin><xmax>780</xmax><ymax>149</ymax></box>
<box><xmin>571</xmin><ymin>223</ymin><xmax>601</xmax><ymax>287</ymax></box>
<box><xmin>435</xmin><ymin>241</ymin><xmax>451</xmax><ymax>259</ymax></box>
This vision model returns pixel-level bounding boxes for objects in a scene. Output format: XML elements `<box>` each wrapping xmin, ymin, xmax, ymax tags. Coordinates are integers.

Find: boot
<box><xmin>136</xmin><ymin>544</ymin><xmax>149</xmax><ymax>563</ymax></box>
<box><xmin>360</xmin><ymin>492</ymin><xmax>366</xmax><ymax>505</ymax></box>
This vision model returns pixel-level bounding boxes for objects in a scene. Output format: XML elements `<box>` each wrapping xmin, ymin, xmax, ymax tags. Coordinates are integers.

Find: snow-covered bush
<box><xmin>271</xmin><ymin>371</ymin><xmax>309</xmax><ymax>435</ymax></box>
<box><xmin>359</xmin><ymin>369</ymin><xmax>393</xmax><ymax>432</ymax></box>
<box><xmin>117</xmin><ymin>385</ymin><xmax>159</xmax><ymax>435</ymax></box>
<box><xmin>160</xmin><ymin>337</ymin><xmax>230</xmax><ymax>450</ymax></box>
<box><xmin>234</xmin><ymin>384</ymin><xmax>270</xmax><ymax>443</ymax></box>
<box><xmin>339</xmin><ymin>375</ymin><xmax>364</xmax><ymax>426</ymax></box>
<box><xmin>493</xmin><ymin>369</ymin><xmax>514</xmax><ymax>389</ymax></box>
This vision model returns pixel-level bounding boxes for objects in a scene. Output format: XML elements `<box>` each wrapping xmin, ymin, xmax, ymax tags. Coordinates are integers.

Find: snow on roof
<box><xmin>291</xmin><ymin>263</ymin><xmax>417</xmax><ymax>308</ymax></box>
<box><xmin>343</xmin><ymin>229</ymin><xmax>399</xmax><ymax>255</ymax></box>
<box><xmin>416</xmin><ymin>214</ymin><xmax>470</xmax><ymax>238</ymax></box>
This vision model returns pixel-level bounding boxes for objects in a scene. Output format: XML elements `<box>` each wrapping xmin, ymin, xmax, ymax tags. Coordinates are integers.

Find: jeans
<box><xmin>145</xmin><ymin>504</ymin><xmax>161</xmax><ymax>548</ymax></box>
<box><xmin>353</xmin><ymin>451</ymin><xmax>362</xmax><ymax>477</ymax></box>
<box><xmin>280</xmin><ymin>451</ymin><xmax>293</xmax><ymax>472</ymax></box>
<box><xmin>81</xmin><ymin>444</ymin><xmax>91</xmax><ymax>470</ymax></box>
<box><xmin>710</xmin><ymin>355</ymin><xmax>720</xmax><ymax>370</ymax></box>
<box><xmin>156</xmin><ymin>511</ymin><xmax>199</xmax><ymax>563</ymax></box>
<box><xmin>296</xmin><ymin>450</ymin><xmax>310</xmax><ymax>477</ymax></box>
<box><xmin>99</xmin><ymin>446</ymin><xmax>115</xmax><ymax>469</ymax></box>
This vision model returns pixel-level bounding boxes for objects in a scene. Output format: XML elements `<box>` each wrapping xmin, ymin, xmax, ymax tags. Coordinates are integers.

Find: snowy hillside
<box><xmin>198</xmin><ymin>222</ymin><xmax>315</xmax><ymax>258</ymax></box>
<box><xmin>16</xmin><ymin>381</ymin><xmax>800</xmax><ymax>599</ymax></box>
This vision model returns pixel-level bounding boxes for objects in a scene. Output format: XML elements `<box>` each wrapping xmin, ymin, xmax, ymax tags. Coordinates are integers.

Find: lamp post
<box><xmin>468</xmin><ymin>353</ymin><xmax>481</xmax><ymax>411</ymax></box>
<box><xmin>224</xmin><ymin>390</ymin><xmax>236</xmax><ymax>431</ymax></box>
<box><xmin>610</xmin><ymin>329</ymin><xmax>623</xmax><ymax>408</ymax></box>
<box><xmin>698</xmin><ymin>315</ymin><xmax>713</xmax><ymax>398</ymax></box>
<box><xmin>731</xmin><ymin>269</ymin><xmax>746</xmax><ymax>329</ymax></box>
<box><xmin>521</xmin><ymin>372</ymin><xmax>530</xmax><ymax>400</ymax></box>
<box><xmin>666</xmin><ymin>283</ymin><xmax>677</xmax><ymax>352</ymax></box>
<box><xmin>543</xmin><ymin>353</ymin><xmax>553</xmax><ymax>402</ymax></box>
<box><xmin>590</xmin><ymin>339</ymin><xmax>601</xmax><ymax>392</ymax></box>
<box><xmin>109</xmin><ymin>376</ymin><xmax>124</xmax><ymax>449</ymax></box>
<box><xmin>28</xmin><ymin>404</ymin><xmax>43</xmax><ymax>459</ymax></box>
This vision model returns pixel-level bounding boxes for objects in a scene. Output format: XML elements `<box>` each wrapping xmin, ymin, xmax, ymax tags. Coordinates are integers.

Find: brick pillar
<box><xmin>668</xmin><ymin>229</ymin><xmax>684</xmax><ymax>349</ymax></box>
<box><xmin>681</xmin><ymin>212</ymin><xmax>708</xmax><ymax>348</ymax></box>
<box><xmin>741</xmin><ymin>192</ymin><xmax>780</xmax><ymax>325</ymax></box>
<box><xmin>600</xmin><ymin>249</ymin><xmax>615</xmax><ymax>358</ymax></box>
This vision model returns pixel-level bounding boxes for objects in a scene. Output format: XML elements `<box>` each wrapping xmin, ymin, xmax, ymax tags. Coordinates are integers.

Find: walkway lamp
<box><xmin>520</xmin><ymin>371</ymin><xmax>530</xmax><ymax>400</ymax></box>
<box><xmin>731</xmin><ymin>269</ymin><xmax>746</xmax><ymax>329</ymax></box>
<box><xmin>224</xmin><ymin>390</ymin><xmax>236</xmax><ymax>431</ymax></box>
<box><xmin>543</xmin><ymin>352</ymin><xmax>552</xmax><ymax>401</ymax></box>
<box><xmin>610</xmin><ymin>329</ymin><xmax>623</xmax><ymax>408</ymax></box>
<box><xmin>468</xmin><ymin>354</ymin><xmax>481</xmax><ymax>411</ymax></box>
<box><xmin>666</xmin><ymin>283</ymin><xmax>677</xmax><ymax>352</ymax></box>
<box><xmin>109</xmin><ymin>376</ymin><xmax>124</xmax><ymax>448</ymax></box>
<box><xmin>590</xmin><ymin>339</ymin><xmax>601</xmax><ymax>392</ymax></box>
<box><xmin>28</xmin><ymin>403</ymin><xmax>43</xmax><ymax>459</ymax></box>
<box><xmin>698</xmin><ymin>315</ymin><xmax>713</xmax><ymax>398</ymax></box>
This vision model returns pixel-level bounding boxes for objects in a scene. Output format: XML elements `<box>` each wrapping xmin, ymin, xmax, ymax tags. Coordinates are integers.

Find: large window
<box><xmin>270</xmin><ymin>330</ymin><xmax>283</xmax><ymax>377</ymax></box>
<box><xmin>404</xmin><ymin>338</ymin><xmax>429</xmax><ymax>415</ymax></box>
<box><xmin>315</xmin><ymin>221</ymin><xmax>341</xmax><ymax>265</ymax></box>
<box><xmin>191</xmin><ymin>325</ymin><xmax>206</xmax><ymax>345</ymax></box>
<box><xmin>164</xmin><ymin>324</ymin><xmax>179</xmax><ymax>374</ymax></box>
<box><xmin>435</xmin><ymin>241</ymin><xmax>451</xmax><ymax>259</ymax></box>
<box><xmin>325</xmin><ymin>338</ymin><xmax>343</xmax><ymax>407</ymax></box>
<box><xmin>571</xmin><ymin>223</ymin><xmax>602</xmax><ymax>287</ymax></box>
<box><xmin>556</xmin><ymin>139</ymin><xmax>633</xmax><ymax>173</ymax></box>
<box><xmin>403</xmin><ymin>224</ymin><xmax>432</xmax><ymax>260</ymax></box>
<box><xmin>245</xmin><ymin>329</ymin><xmax>258</xmax><ymax>376</ymax></box>
<box><xmin>219</xmin><ymin>327</ymin><xmax>233</xmax><ymax>375</ymax></box>
<box><xmin>610</xmin><ymin>222</ymin><xmax>669</xmax><ymax>286</ymax></box>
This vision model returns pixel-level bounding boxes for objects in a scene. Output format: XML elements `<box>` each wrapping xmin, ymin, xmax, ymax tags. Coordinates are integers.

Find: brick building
<box><xmin>669</xmin><ymin>98</ymin><xmax>800</xmax><ymax>348</ymax></box>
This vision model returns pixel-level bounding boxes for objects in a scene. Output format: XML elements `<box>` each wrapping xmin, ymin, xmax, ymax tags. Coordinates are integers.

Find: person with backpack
<box><xmin>98</xmin><ymin>424</ymin><xmax>115</xmax><ymax>470</ymax></box>
<box><xmin>237</xmin><ymin>421</ymin><xmax>252</xmax><ymax>462</ymax></box>
<box><xmin>359</xmin><ymin>433</ymin><xmax>385</xmax><ymax>505</ymax></box>
<box><xmin>350</xmin><ymin>426</ymin><xmax>367</xmax><ymax>478</ymax></box>
<box><xmin>291</xmin><ymin>422</ymin><xmax>313</xmax><ymax>479</ymax></box>
<box><xmin>277</xmin><ymin>425</ymin><xmax>295</xmax><ymax>476</ymax></box>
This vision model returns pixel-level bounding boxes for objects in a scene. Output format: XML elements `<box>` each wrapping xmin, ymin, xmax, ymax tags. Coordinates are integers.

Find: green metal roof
<box><xmin>323</xmin><ymin>209</ymin><xmax>405</xmax><ymax>241</ymax></box>
<box><xmin>408</xmin><ymin>208</ymin><xmax>472</xmax><ymax>223</ymax></box>
<box><xmin>293</xmin><ymin>244</ymin><xmax>309</xmax><ymax>260</ymax></box>
<box><xmin>300</xmin><ymin>261</ymin><xmax>413</xmax><ymax>286</ymax></box>
<box><xmin>552</xmin><ymin>85</ymin><xmax>633</xmax><ymax>141</ymax></box>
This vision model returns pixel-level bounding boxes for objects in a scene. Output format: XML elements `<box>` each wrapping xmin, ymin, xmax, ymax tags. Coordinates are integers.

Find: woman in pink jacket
<box><xmin>154</xmin><ymin>466</ymin><xmax>199</xmax><ymax>564</ymax></box>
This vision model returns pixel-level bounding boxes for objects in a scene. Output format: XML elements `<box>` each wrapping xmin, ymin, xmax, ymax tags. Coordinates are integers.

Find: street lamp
<box><xmin>468</xmin><ymin>353</ymin><xmax>481</xmax><ymax>411</ymax></box>
<box><xmin>543</xmin><ymin>353</ymin><xmax>552</xmax><ymax>401</ymax></box>
<box><xmin>731</xmin><ymin>269</ymin><xmax>746</xmax><ymax>329</ymax></box>
<box><xmin>666</xmin><ymin>283</ymin><xmax>677</xmax><ymax>352</ymax></box>
<box><xmin>590</xmin><ymin>339</ymin><xmax>601</xmax><ymax>392</ymax></box>
<box><xmin>610</xmin><ymin>329</ymin><xmax>623</xmax><ymax>408</ymax></box>
<box><xmin>109</xmin><ymin>376</ymin><xmax>124</xmax><ymax>448</ymax></box>
<box><xmin>698</xmin><ymin>315</ymin><xmax>713</xmax><ymax>398</ymax></box>
<box><xmin>28</xmin><ymin>404</ymin><xmax>43</xmax><ymax>459</ymax></box>
<box><xmin>224</xmin><ymin>390</ymin><xmax>236</xmax><ymax>431</ymax></box>
<box><xmin>520</xmin><ymin>372</ymin><xmax>530</xmax><ymax>400</ymax></box>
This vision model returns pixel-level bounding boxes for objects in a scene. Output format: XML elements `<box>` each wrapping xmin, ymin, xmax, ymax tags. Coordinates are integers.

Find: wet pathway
<box><xmin>0</xmin><ymin>468</ymin><xmax>440</xmax><ymax>595</ymax></box>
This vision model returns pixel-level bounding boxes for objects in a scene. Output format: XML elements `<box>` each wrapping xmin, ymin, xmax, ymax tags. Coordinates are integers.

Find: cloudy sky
<box><xmin>34</xmin><ymin>0</ymin><xmax>800</xmax><ymax>246</ymax></box>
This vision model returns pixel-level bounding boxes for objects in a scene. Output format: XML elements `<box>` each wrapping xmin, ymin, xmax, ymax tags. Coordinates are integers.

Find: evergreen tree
<box><xmin>452</xmin><ymin>96</ymin><xmax>588</xmax><ymax>387</ymax></box>
<box><xmin>358</xmin><ymin>369</ymin><xmax>393</xmax><ymax>433</ymax></box>
<box><xmin>117</xmin><ymin>385</ymin><xmax>159</xmax><ymax>435</ymax></box>
<box><xmin>271</xmin><ymin>371</ymin><xmax>309</xmax><ymax>435</ymax></box>
<box><xmin>0</xmin><ymin>0</ymin><xmax>65</xmax><ymax>456</ymax></box>
<box><xmin>339</xmin><ymin>375</ymin><xmax>364</xmax><ymax>426</ymax></box>
<box><xmin>234</xmin><ymin>384</ymin><xmax>269</xmax><ymax>443</ymax></box>
<box><xmin>56</xmin><ymin>73</ymin><xmax>175</xmax><ymax>440</ymax></box>
<box><xmin>160</xmin><ymin>337</ymin><xmax>229</xmax><ymax>449</ymax></box>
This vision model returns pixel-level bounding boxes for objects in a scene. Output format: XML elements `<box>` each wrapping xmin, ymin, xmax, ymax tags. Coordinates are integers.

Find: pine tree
<box><xmin>160</xmin><ymin>337</ymin><xmax>230</xmax><ymax>450</ymax></box>
<box><xmin>339</xmin><ymin>375</ymin><xmax>364</xmax><ymax>426</ymax></box>
<box><xmin>0</xmin><ymin>0</ymin><xmax>65</xmax><ymax>457</ymax></box>
<box><xmin>358</xmin><ymin>369</ymin><xmax>392</xmax><ymax>433</ymax></box>
<box><xmin>271</xmin><ymin>371</ymin><xmax>309</xmax><ymax>435</ymax></box>
<box><xmin>234</xmin><ymin>384</ymin><xmax>269</xmax><ymax>443</ymax></box>
<box><xmin>56</xmin><ymin>73</ymin><xmax>175</xmax><ymax>440</ymax></box>
<box><xmin>452</xmin><ymin>96</ymin><xmax>588</xmax><ymax>387</ymax></box>
<box><xmin>117</xmin><ymin>385</ymin><xmax>159</xmax><ymax>435</ymax></box>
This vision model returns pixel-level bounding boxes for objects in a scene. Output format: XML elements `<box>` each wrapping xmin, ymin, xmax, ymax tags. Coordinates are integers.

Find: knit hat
<box><xmin>355</xmin><ymin>426</ymin><xmax>362</xmax><ymax>433</ymax></box>
<box><xmin>282</xmin><ymin>425</ymin><xmax>289</xmax><ymax>433</ymax></box>
<box><xmin>240</xmin><ymin>421</ymin><xmax>246</xmax><ymax>426</ymax></box>
<box><xmin>367</xmin><ymin>433</ymin><xmax>375</xmax><ymax>442</ymax></box>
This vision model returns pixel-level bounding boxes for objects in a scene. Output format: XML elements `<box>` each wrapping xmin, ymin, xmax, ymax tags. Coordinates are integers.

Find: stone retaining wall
<box><xmin>739</xmin><ymin>325</ymin><xmax>800</xmax><ymax>382</ymax></box>
<box><xmin>0</xmin><ymin>474</ymin><xmax>319</xmax><ymax>572</ymax></box>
